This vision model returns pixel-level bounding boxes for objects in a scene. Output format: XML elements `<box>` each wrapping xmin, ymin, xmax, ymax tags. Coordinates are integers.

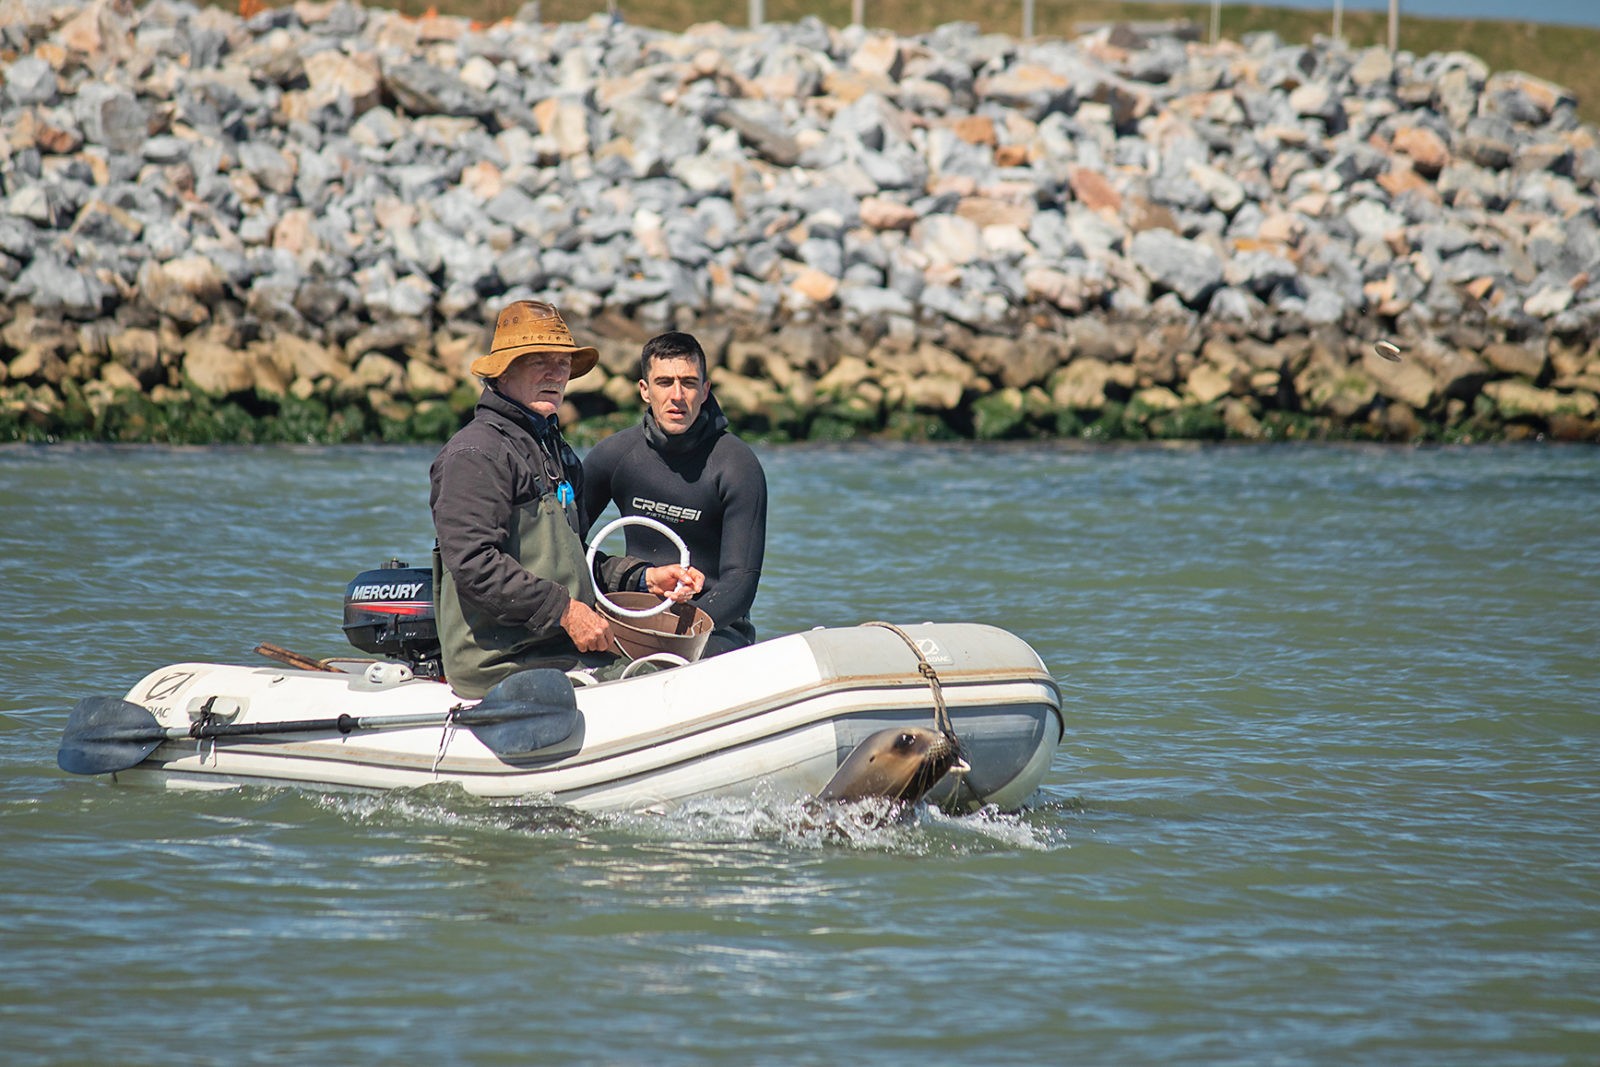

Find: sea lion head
<box><xmin>817</xmin><ymin>726</ymin><xmax>969</xmax><ymax>808</ymax></box>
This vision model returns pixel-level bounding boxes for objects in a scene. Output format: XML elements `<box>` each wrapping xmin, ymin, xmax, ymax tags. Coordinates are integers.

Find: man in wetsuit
<box><xmin>582</xmin><ymin>332</ymin><xmax>767</xmax><ymax>657</ymax></box>
<box><xmin>430</xmin><ymin>301</ymin><xmax>703</xmax><ymax>698</ymax></box>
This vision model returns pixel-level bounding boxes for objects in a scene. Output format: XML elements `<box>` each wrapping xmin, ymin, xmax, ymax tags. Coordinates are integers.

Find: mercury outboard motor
<box><xmin>342</xmin><ymin>558</ymin><xmax>442</xmax><ymax>679</ymax></box>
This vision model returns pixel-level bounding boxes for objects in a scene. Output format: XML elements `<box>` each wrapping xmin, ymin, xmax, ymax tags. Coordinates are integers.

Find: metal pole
<box><xmin>1388</xmin><ymin>0</ymin><xmax>1399</xmax><ymax>53</ymax></box>
<box><xmin>1210</xmin><ymin>0</ymin><xmax>1220</xmax><ymax>45</ymax></box>
<box><xmin>851</xmin><ymin>0</ymin><xmax>863</xmax><ymax>27</ymax></box>
<box><xmin>1022</xmin><ymin>0</ymin><xmax>1034</xmax><ymax>38</ymax></box>
<box><xmin>749</xmin><ymin>0</ymin><xmax>761</xmax><ymax>28</ymax></box>
<box><xmin>1333</xmin><ymin>0</ymin><xmax>1343</xmax><ymax>40</ymax></box>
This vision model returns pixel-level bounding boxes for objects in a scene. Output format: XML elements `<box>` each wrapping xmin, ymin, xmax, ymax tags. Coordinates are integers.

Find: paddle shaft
<box><xmin>174</xmin><ymin>709</ymin><xmax>461</xmax><ymax>741</ymax></box>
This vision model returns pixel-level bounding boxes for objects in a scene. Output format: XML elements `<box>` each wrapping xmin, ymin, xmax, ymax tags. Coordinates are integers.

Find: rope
<box><xmin>862</xmin><ymin>621</ymin><xmax>956</xmax><ymax>740</ymax></box>
<box><xmin>433</xmin><ymin>705</ymin><xmax>461</xmax><ymax>775</ymax></box>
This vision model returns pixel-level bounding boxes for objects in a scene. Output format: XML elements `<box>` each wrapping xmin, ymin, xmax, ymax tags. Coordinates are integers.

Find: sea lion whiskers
<box><xmin>817</xmin><ymin>727</ymin><xmax>969</xmax><ymax>811</ymax></box>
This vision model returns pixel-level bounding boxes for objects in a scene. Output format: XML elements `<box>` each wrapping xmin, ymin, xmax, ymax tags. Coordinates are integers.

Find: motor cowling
<box><xmin>342</xmin><ymin>558</ymin><xmax>441</xmax><ymax>677</ymax></box>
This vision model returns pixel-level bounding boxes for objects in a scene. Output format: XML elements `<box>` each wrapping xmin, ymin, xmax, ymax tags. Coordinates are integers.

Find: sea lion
<box><xmin>815</xmin><ymin>726</ymin><xmax>970</xmax><ymax>819</ymax></box>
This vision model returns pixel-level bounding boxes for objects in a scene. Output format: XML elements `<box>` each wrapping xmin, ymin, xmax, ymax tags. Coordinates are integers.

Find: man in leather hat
<box><xmin>430</xmin><ymin>301</ymin><xmax>703</xmax><ymax>698</ymax></box>
<box><xmin>582</xmin><ymin>331</ymin><xmax>766</xmax><ymax>658</ymax></box>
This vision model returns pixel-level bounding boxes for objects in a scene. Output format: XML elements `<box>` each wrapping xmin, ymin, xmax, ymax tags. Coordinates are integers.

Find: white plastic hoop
<box><xmin>585</xmin><ymin>515</ymin><xmax>691</xmax><ymax>619</ymax></box>
<box><xmin>619</xmin><ymin>652</ymin><xmax>690</xmax><ymax>678</ymax></box>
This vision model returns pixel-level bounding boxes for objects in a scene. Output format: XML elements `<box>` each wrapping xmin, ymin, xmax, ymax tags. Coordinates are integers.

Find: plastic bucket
<box><xmin>599</xmin><ymin>592</ymin><xmax>713</xmax><ymax>662</ymax></box>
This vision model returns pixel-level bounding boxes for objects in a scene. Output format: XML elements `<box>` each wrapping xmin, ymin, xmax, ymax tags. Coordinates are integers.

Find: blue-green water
<box><xmin>2</xmin><ymin>442</ymin><xmax>1597</xmax><ymax>1065</ymax></box>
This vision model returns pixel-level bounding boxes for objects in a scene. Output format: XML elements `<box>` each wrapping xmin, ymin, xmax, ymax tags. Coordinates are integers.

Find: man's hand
<box><xmin>560</xmin><ymin>598</ymin><xmax>614</xmax><ymax>652</ymax></box>
<box><xmin>645</xmin><ymin>564</ymin><xmax>704</xmax><ymax>602</ymax></box>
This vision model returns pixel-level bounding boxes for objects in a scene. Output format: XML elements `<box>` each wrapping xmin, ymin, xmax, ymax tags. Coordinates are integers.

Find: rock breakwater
<box><xmin>3</xmin><ymin>0</ymin><xmax>1599</xmax><ymax>443</ymax></box>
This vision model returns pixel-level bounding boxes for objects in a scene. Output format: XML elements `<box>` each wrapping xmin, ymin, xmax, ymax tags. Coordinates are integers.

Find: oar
<box><xmin>57</xmin><ymin>668</ymin><xmax>579</xmax><ymax>776</ymax></box>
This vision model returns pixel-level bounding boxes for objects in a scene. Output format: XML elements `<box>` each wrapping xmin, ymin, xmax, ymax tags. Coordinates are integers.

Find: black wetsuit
<box><xmin>582</xmin><ymin>394</ymin><xmax>767</xmax><ymax>656</ymax></box>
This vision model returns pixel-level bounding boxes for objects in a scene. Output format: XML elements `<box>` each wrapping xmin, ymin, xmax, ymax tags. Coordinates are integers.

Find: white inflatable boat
<box><xmin>59</xmin><ymin>620</ymin><xmax>1062</xmax><ymax>813</ymax></box>
<box><xmin>59</xmin><ymin>520</ymin><xmax>1061</xmax><ymax>814</ymax></box>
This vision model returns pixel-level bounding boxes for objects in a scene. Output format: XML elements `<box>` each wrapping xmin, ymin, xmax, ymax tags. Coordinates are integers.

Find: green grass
<box><xmin>382</xmin><ymin>0</ymin><xmax>1600</xmax><ymax>125</ymax></box>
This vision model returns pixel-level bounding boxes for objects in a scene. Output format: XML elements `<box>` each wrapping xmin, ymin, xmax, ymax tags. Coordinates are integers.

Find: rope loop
<box><xmin>863</xmin><ymin>621</ymin><xmax>956</xmax><ymax>740</ymax></box>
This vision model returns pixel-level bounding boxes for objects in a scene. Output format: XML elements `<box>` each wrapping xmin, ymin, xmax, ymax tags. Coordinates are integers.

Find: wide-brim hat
<box><xmin>471</xmin><ymin>300</ymin><xmax>599</xmax><ymax>380</ymax></box>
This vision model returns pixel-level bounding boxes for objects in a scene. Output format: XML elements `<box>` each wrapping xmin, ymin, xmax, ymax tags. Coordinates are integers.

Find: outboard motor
<box><xmin>342</xmin><ymin>558</ymin><xmax>442</xmax><ymax>679</ymax></box>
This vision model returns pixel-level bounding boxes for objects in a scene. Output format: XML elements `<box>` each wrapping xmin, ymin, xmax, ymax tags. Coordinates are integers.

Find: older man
<box><xmin>430</xmin><ymin>301</ymin><xmax>702</xmax><ymax>697</ymax></box>
<box><xmin>582</xmin><ymin>331</ymin><xmax>767</xmax><ymax>657</ymax></box>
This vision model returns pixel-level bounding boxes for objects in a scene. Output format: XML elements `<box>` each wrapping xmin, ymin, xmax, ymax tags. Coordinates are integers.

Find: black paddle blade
<box><xmin>460</xmin><ymin>669</ymin><xmax>580</xmax><ymax>756</ymax></box>
<box><xmin>58</xmin><ymin>696</ymin><xmax>167</xmax><ymax>776</ymax></box>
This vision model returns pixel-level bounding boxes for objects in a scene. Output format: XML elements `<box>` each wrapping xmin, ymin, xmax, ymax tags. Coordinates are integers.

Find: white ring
<box><xmin>585</xmin><ymin>515</ymin><xmax>691</xmax><ymax>618</ymax></box>
<box><xmin>619</xmin><ymin>652</ymin><xmax>690</xmax><ymax>678</ymax></box>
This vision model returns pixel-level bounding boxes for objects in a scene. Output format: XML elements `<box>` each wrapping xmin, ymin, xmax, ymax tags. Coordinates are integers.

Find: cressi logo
<box><xmin>631</xmin><ymin>497</ymin><xmax>702</xmax><ymax>523</ymax></box>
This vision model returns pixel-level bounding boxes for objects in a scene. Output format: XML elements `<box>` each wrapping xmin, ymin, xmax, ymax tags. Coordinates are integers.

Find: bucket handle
<box><xmin>585</xmin><ymin>515</ymin><xmax>691</xmax><ymax>619</ymax></box>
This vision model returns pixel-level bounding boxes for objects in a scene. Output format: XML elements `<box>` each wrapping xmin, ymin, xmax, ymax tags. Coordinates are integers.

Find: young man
<box><xmin>582</xmin><ymin>332</ymin><xmax>767</xmax><ymax>657</ymax></box>
<box><xmin>430</xmin><ymin>301</ymin><xmax>702</xmax><ymax>697</ymax></box>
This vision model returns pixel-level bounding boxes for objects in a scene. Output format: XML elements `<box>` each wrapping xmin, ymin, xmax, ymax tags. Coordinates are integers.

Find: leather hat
<box><xmin>470</xmin><ymin>300</ymin><xmax>599</xmax><ymax>380</ymax></box>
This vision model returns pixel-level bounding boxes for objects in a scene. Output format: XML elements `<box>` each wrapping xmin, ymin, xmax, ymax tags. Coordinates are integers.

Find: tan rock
<box><xmin>1185</xmin><ymin>363</ymin><xmax>1233</xmax><ymax>405</ymax></box>
<box><xmin>350</xmin><ymin>352</ymin><xmax>405</xmax><ymax>392</ymax></box>
<box><xmin>1050</xmin><ymin>360</ymin><xmax>1116</xmax><ymax>410</ymax></box>
<box><xmin>183</xmin><ymin>338</ymin><xmax>255</xmax><ymax>396</ymax></box>
<box><xmin>849</xmin><ymin>34</ymin><xmax>903</xmax><ymax>80</ymax></box>
<box><xmin>821</xmin><ymin>69</ymin><xmax>894</xmax><ymax>104</ymax></box>
<box><xmin>302</xmin><ymin>49</ymin><xmax>382</xmax><ymax>116</ymax></box>
<box><xmin>816</xmin><ymin>355</ymin><xmax>874</xmax><ymax>395</ymax></box>
<box><xmin>1133</xmin><ymin>386</ymin><xmax>1182</xmax><ymax>411</ymax></box>
<box><xmin>895</xmin><ymin>372</ymin><xmax>965</xmax><ymax>411</ymax></box>
<box><xmin>1222</xmin><ymin>398</ymin><xmax>1263</xmax><ymax>439</ymax></box>
<box><xmin>533</xmin><ymin>97</ymin><xmax>590</xmax><ymax>158</ymax></box>
<box><xmin>1484</xmin><ymin>71</ymin><xmax>1570</xmax><ymax>122</ymax></box>
<box><xmin>1024</xmin><ymin>268</ymin><xmax>1100</xmax><ymax>314</ymax></box>
<box><xmin>1362</xmin><ymin>349</ymin><xmax>1436</xmax><ymax>410</ymax></box>
<box><xmin>1481</xmin><ymin>342</ymin><xmax>1546</xmax><ymax>379</ymax></box>
<box><xmin>1301</xmin><ymin>364</ymin><xmax>1377</xmax><ymax>419</ymax></box>
<box><xmin>273</xmin><ymin>209</ymin><xmax>321</xmax><ymax>260</ymax></box>
<box><xmin>1378</xmin><ymin>162</ymin><xmax>1436</xmax><ymax>199</ymax></box>
<box><xmin>107</xmin><ymin>328</ymin><xmax>163</xmax><ymax>387</ymax></box>
<box><xmin>404</xmin><ymin>358</ymin><xmax>458</xmax><ymax>398</ymax></box>
<box><xmin>709</xmin><ymin>368</ymin><xmax>781</xmax><ymax>416</ymax></box>
<box><xmin>965</xmin><ymin>334</ymin><xmax>1059</xmax><ymax>390</ymax></box>
<box><xmin>1391</xmin><ymin>125</ymin><xmax>1450</xmax><ymax>176</ymax></box>
<box><xmin>860</xmin><ymin>196</ymin><xmax>918</xmax><ymax>231</ymax></box>
<box><xmin>976</xmin><ymin>64</ymin><xmax>1070</xmax><ymax>101</ymax></box>
<box><xmin>994</xmin><ymin>144</ymin><xmax>1031</xmax><ymax>168</ymax></box>
<box><xmin>243</xmin><ymin>342</ymin><xmax>290</xmax><ymax>396</ymax></box>
<box><xmin>789</xmin><ymin>267</ymin><xmax>839</xmax><ymax>305</ymax></box>
<box><xmin>136</xmin><ymin>258</ymin><xmax>216</xmax><ymax>328</ymax></box>
<box><xmin>459</xmin><ymin>160</ymin><xmax>503</xmax><ymax>200</ymax></box>
<box><xmin>956</xmin><ymin>196</ymin><xmax>1034</xmax><ymax>229</ymax></box>
<box><xmin>33</xmin><ymin>114</ymin><xmax>82</xmax><ymax>155</ymax></box>
<box><xmin>949</xmin><ymin>115</ymin><xmax>997</xmax><ymax>147</ymax></box>
<box><xmin>601</xmin><ymin>374</ymin><xmax>640</xmax><ymax>409</ymax></box>
<box><xmin>1485</xmin><ymin>380</ymin><xmax>1599</xmax><ymax>419</ymax></box>
<box><xmin>911</xmin><ymin>342</ymin><xmax>979</xmax><ymax>388</ymax></box>
<box><xmin>913</xmin><ymin>214</ymin><xmax>983</xmax><ymax>267</ymax></box>
<box><xmin>272</xmin><ymin>335</ymin><xmax>345</xmax><ymax>382</ymax></box>
<box><xmin>59</xmin><ymin>0</ymin><xmax>135</xmax><ymax>60</ymax></box>
<box><xmin>1067</xmin><ymin>166</ymin><xmax>1122</xmax><ymax>216</ymax></box>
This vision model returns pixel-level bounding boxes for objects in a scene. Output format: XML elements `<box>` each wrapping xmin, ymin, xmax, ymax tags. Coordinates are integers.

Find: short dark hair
<box><xmin>639</xmin><ymin>332</ymin><xmax>707</xmax><ymax>382</ymax></box>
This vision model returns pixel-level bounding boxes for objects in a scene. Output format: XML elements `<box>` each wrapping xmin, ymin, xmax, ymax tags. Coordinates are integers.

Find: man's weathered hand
<box><xmin>560</xmin><ymin>598</ymin><xmax>614</xmax><ymax>652</ymax></box>
<box><xmin>645</xmin><ymin>565</ymin><xmax>704</xmax><ymax>602</ymax></box>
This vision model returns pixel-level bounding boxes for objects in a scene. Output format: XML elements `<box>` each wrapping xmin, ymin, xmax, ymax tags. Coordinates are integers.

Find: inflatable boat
<box><xmin>58</xmin><ymin>526</ymin><xmax>1062</xmax><ymax>813</ymax></box>
<box><xmin>58</xmin><ymin>621</ymin><xmax>1060</xmax><ymax>813</ymax></box>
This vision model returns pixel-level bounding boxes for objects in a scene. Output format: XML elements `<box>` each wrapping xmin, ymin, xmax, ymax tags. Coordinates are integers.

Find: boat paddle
<box><xmin>57</xmin><ymin>668</ymin><xmax>580</xmax><ymax>776</ymax></box>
